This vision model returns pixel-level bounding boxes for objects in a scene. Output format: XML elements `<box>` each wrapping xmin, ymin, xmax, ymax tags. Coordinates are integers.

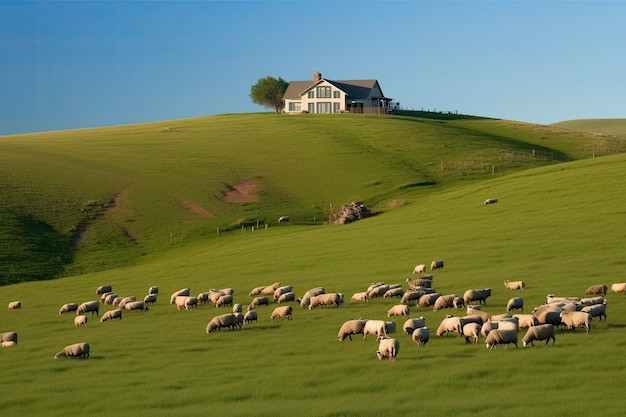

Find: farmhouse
<box><xmin>283</xmin><ymin>71</ymin><xmax>393</xmax><ymax>114</ymax></box>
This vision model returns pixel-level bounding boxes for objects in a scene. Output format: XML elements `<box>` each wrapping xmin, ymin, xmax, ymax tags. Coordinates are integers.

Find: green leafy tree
<box><xmin>249</xmin><ymin>76</ymin><xmax>289</xmax><ymax>113</ymax></box>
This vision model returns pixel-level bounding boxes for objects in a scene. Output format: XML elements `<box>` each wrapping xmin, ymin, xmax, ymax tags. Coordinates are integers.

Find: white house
<box><xmin>282</xmin><ymin>72</ymin><xmax>392</xmax><ymax>114</ymax></box>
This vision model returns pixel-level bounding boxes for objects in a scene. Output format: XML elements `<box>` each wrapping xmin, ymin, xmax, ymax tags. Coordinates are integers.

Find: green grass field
<box><xmin>1</xmin><ymin>113</ymin><xmax>626</xmax><ymax>416</ymax></box>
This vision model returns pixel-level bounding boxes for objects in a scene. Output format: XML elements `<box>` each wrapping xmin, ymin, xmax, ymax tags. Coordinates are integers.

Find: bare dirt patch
<box><xmin>180</xmin><ymin>200</ymin><xmax>214</xmax><ymax>219</ymax></box>
<box><xmin>222</xmin><ymin>180</ymin><xmax>260</xmax><ymax>203</ymax></box>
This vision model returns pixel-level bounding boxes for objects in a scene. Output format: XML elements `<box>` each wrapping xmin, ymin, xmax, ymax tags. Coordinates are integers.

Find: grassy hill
<box><xmin>2</xmin><ymin>112</ymin><xmax>625</xmax><ymax>284</ymax></box>
<box><xmin>553</xmin><ymin>118</ymin><xmax>626</xmax><ymax>139</ymax></box>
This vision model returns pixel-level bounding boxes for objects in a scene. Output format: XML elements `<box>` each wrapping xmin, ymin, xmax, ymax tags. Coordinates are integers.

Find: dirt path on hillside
<box><xmin>222</xmin><ymin>179</ymin><xmax>260</xmax><ymax>203</ymax></box>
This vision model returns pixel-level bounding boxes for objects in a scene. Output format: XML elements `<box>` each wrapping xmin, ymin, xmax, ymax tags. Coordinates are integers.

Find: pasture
<box><xmin>2</xmin><ymin>147</ymin><xmax>626</xmax><ymax>416</ymax></box>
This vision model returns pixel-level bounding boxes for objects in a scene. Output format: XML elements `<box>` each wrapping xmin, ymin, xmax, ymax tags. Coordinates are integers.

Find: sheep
<box><xmin>387</xmin><ymin>304</ymin><xmax>410</xmax><ymax>317</ymax></box>
<box><xmin>466</xmin><ymin>306</ymin><xmax>489</xmax><ymax>323</ymax></box>
<box><xmin>463</xmin><ymin>322</ymin><xmax>481</xmax><ymax>344</ymax></box>
<box><xmin>99</xmin><ymin>292</ymin><xmax>113</xmax><ymax>303</ymax></box>
<box><xmin>459</xmin><ymin>315</ymin><xmax>484</xmax><ymax>330</ymax></box>
<box><xmin>278</xmin><ymin>215</ymin><xmax>290</xmax><ymax>223</ymax></box>
<box><xmin>298</xmin><ymin>287</ymin><xmax>325</xmax><ymax>307</ymax></box>
<box><xmin>249</xmin><ymin>286</ymin><xmax>267</xmax><ymax>297</ymax></box>
<box><xmin>581</xmin><ymin>303</ymin><xmax>607</xmax><ymax>321</ymax></box>
<box><xmin>96</xmin><ymin>285</ymin><xmax>112</xmax><ymax>295</ymax></box>
<box><xmin>233</xmin><ymin>312</ymin><xmax>244</xmax><ymax>329</ymax></box>
<box><xmin>77</xmin><ymin>301</ymin><xmax>100</xmax><ymax>317</ymax></box>
<box><xmin>124</xmin><ymin>301</ymin><xmax>148</xmax><ymax>312</ymax></box>
<box><xmin>506</xmin><ymin>297</ymin><xmax>524</xmax><ymax>312</ymax></box>
<box><xmin>55</xmin><ymin>342</ymin><xmax>90</xmax><ymax>359</ymax></box>
<box><xmin>118</xmin><ymin>296</ymin><xmax>137</xmax><ymax>310</ymax></box>
<box><xmin>522</xmin><ymin>324</ymin><xmax>556</xmax><ymax>347</ymax></box>
<box><xmin>100</xmin><ymin>308</ymin><xmax>123</xmax><ymax>322</ymax></box>
<box><xmin>430</xmin><ymin>260</ymin><xmax>444</xmax><ymax>270</ymax></box>
<box><xmin>490</xmin><ymin>313</ymin><xmax>511</xmax><ymax>322</ymax></box>
<box><xmin>513</xmin><ymin>314</ymin><xmax>539</xmax><ymax>329</ymax></box>
<box><xmin>277</xmin><ymin>292</ymin><xmax>296</xmax><ymax>304</ymax></box>
<box><xmin>413</xmin><ymin>264</ymin><xmax>426</xmax><ymax>275</ymax></box>
<box><xmin>385</xmin><ymin>321</ymin><xmax>397</xmax><ymax>335</ymax></box>
<box><xmin>485</xmin><ymin>329</ymin><xmax>518</xmax><ymax>349</ymax></box>
<box><xmin>248</xmin><ymin>296</ymin><xmax>269</xmax><ymax>310</ymax></box>
<box><xmin>0</xmin><ymin>332</ymin><xmax>18</xmax><ymax>344</ymax></box>
<box><xmin>273</xmin><ymin>285</ymin><xmax>294</xmax><ymax>301</ymax></box>
<box><xmin>560</xmin><ymin>311</ymin><xmax>592</xmax><ymax>334</ymax></box>
<box><xmin>503</xmin><ymin>280</ymin><xmax>525</xmax><ymax>290</ymax></box>
<box><xmin>534</xmin><ymin>308</ymin><xmax>563</xmax><ymax>326</ymax></box>
<box><xmin>367</xmin><ymin>284</ymin><xmax>390</xmax><ymax>299</ymax></box>
<box><xmin>579</xmin><ymin>296</ymin><xmax>604</xmax><ymax>307</ymax></box>
<box><xmin>363</xmin><ymin>320</ymin><xmax>387</xmax><ymax>341</ymax></box>
<box><xmin>308</xmin><ymin>293</ymin><xmax>342</xmax><ymax>309</ymax></box>
<box><xmin>59</xmin><ymin>303</ymin><xmax>78</xmax><ymax>315</ymax></box>
<box><xmin>546</xmin><ymin>294</ymin><xmax>579</xmax><ymax>304</ymax></box>
<box><xmin>74</xmin><ymin>315</ymin><xmax>88</xmax><ymax>327</ymax></box>
<box><xmin>170</xmin><ymin>288</ymin><xmax>190</xmax><ymax>304</ymax></box>
<box><xmin>419</xmin><ymin>292</ymin><xmax>440</xmax><ymax>308</ymax></box>
<box><xmin>215</xmin><ymin>294</ymin><xmax>233</xmax><ymax>308</ymax></box>
<box><xmin>1</xmin><ymin>341</ymin><xmax>16</xmax><ymax>347</ymax></box>
<box><xmin>433</xmin><ymin>294</ymin><xmax>463</xmax><ymax>311</ymax></box>
<box><xmin>270</xmin><ymin>305</ymin><xmax>292</xmax><ymax>320</ymax></box>
<box><xmin>406</xmin><ymin>277</ymin><xmax>433</xmax><ymax>289</ymax></box>
<box><xmin>484</xmin><ymin>198</ymin><xmax>498</xmax><ymax>204</ymax></box>
<box><xmin>411</xmin><ymin>327</ymin><xmax>430</xmax><ymax>347</ymax></box>
<box><xmin>219</xmin><ymin>288</ymin><xmax>234</xmax><ymax>296</ymax></box>
<box><xmin>148</xmin><ymin>286</ymin><xmax>159</xmax><ymax>295</ymax></box>
<box><xmin>207</xmin><ymin>290</ymin><xmax>224</xmax><ymax>304</ymax></box>
<box><xmin>184</xmin><ymin>296</ymin><xmax>198</xmax><ymax>310</ymax></box>
<box><xmin>206</xmin><ymin>313</ymin><xmax>239</xmax><ymax>333</ymax></box>
<box><xmin>383</xmin><ymin>287</ymin><xmax>405</xmax><ymax>298</ymax></box>
<box><xmin>402</xmin><ymin>317</ymin><xmax>426</xmax><ymax>335</ymax></box>
<box><xmin>104</xmin><ymin>293</ymin><xmax>118</xmax><ymax>304</ymax></box>
<box><xmin>8</xmin><ymin>301</ymin><xmax>21</xmax><ymax>310</ymax></box>
<box><xmin>143</xmin><ymin>294</ymin><xmax>157</xmax><ymax>304</ymax></box>
<box><xmin>463</xmin><ymin>288</ymin><xmax>492</xmax><ymax>306</ymax></box>
<box><xmin>376</xmin><ymin>337</ymin><xmax>399</xmax><ymax>361</ymax></box>
<box><xmin>481</xmin><ymin>318</ymin><xmax>519</xmax><ymax>338</ymax></box>
<box><xmin>585</xmin><ymin>284</ymin><xmax>608</xmax><ymax>296</ymax></box>
<box><xmin>401</xmin><ymin>290</ymin><xmax>426</xmax><ymax>305</ymax></box>
<box><xmin>436</xmin><ymin>316</ymin><xmax>462</xmax><ymax>336</ymax></box>
<box><xmin>610</xmin><ymin>283</ymin><xmax>626</xmax><ymax>294</ymax></box>
<box><xmin>337</xmin><ymin>319</ymin><xmax>368</xmax><ymax>341</ymax></box>
<box><xmin>351</xmin><ymin>292</ymin><xmax>369</xmax><ymax>302</ymax></box>
<box><xmin>260</xmin><ymin>282</ymin><xmax>281</xmax><ymax>296</ymax></box>
<box><xmin>243</xmin><ymin>310</ymin><xmax>258</xmax><ymax>324</ymax></box>
<box><xmin>233</xmin><ymin>303</ymin><xmax>243</xmax><ymax>313</ymax></box>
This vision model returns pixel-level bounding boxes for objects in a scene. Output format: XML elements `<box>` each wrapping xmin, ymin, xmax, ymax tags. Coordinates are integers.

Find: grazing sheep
<box><xmin>466</xmin><ymin>306</ymin><xmax>489</xmax><ymax>323</ymax></box>
<box><xmin>401</xmin><ymin>290</ymin><xmax>426</xmax><ymax>305</ymax></box>
<box><xmin>273</xmin><ymin>285</ymin><xmax>294</xmax><ymax>301</ymax></box>
<box><xmin>485</xmin><ymin>329</ymin><xmax>518</xmax><ymax>349</ymax></box>
<box><xmin>243</xmin><ymin>310</ymin><xmax>258</xmax><ymax>324</ymax></box>
<box><xmin>233</xmin><ymin>303</ymin><xmax>243</xmax><ymax>313</ymax></box>
<box><xmin>278</xmin><ymin>215</ymin><xmax>290</xmax><ymax>223</ymax></box>
<box><xmin>419</xmin><ymin>292</ymin><xmax>440</xmax><ymax>308</ymax></box>
<box><xmin>463</xmin><ymin>322</ymin><xmax>481</xmax><ymax>344</ymax></box>
<box><xmin>99</xmin><ymin>292</ymin><xmax>113</xmax><ymax>303</ymax></box>
<box><xmin>490</xmin><ymin>313</ymin><xmax>510</xmax><ymax>322</ymax></box>
<box><xmin>215</xmin><ymin>294</ymin><xmax>233</xmax><ymax>308</ymax></box>
<box><xmin>387</xmin><ymin>304</ymin><xmax>410</xmax><ymax>317</ymax></box>
<box><xmin>143</xmin><ymin>294</ymin><xmax>157</xmax><ymax>304</ymax></box>
<box><xmin>233</xmin><ymin>313</ymin><xmax>244</xmax><ymax>329</ymax></box>
<box><xmin>74</xmin><ymin>315</ymin><xmax>88</xmax><ymax>327</ymax></box>
<box><xmin>271</xmin><ymin>305</ymin><xmax>292</xmax><ymax>320</ymax></box>
<box><xmin>367</xmin><ymin>284</ymin><xmax>390</xmax><ymax>299</ymax></box>
<box><xmin>100</xmin><ymin>309</ymin><xmax>123</xmax><ymax>322</ymax></box>
<box><xmin>406</xmin><ymin>277</ymin><xmax>433</xmax><ymax>289</ymax></box>
<box><xmin>522</xmin><ymin>324</ymin><xmax>556</xmax><ymax>347</ymax></box>
<box><xmin>55</xmin><ymin>342</ymin><xmax>90</xmax><ymax>359</ymax></box>
<box><xmin>104</xmin><ymin>293</ymin><xmax>118</xmax><ymax>304</ymax></box>
<box><xmin>546</xmin><ymin>294</ymin><xmax>579</xmax><ymax>304</ymax></box>
<box><xmin>260</xmin><ymin>282</ymin><xmax>281</xmax><ymax>296</ymax></box>
<box><xmin>277</xmin><ymin>292</ymin><xmax>296</xmax><ymax>304</ymax></box>
<box><xmin>383</xmin><ymin>287</ymin><xmax>405</xmax><ymax>299</ymax></box>
<box><xmin>585</xmin><ymin>284</ymin><xmax>607</xmax><ymax>296</ymax></box>
<box><xmin>248</xmin><ymin>296</ymin><xmax>269</xmax><ymax>311</ymax></box>
<box><xmin>1</xmin><ymin>341</ymin><xmax>16</xmax><ymax>347</ymax></box>
<box><xmin>249</xmin><ymin>286</ymin><xmax>267</xmax><ymax>297</ymax></box>
<box><xmin>8</xmin><ymin>301</ymin><xmax>21</xmax><ymax>310</ymax></box>
<box><xmin>413</xmin><ymin>264</ymin><xmax>426</xmax><ymax>275</ymax></box>
<box><xmin>560</xmin><ymin>311</ymin><xmax>592</xmax><ymax>334</ymax></box>
<box><xmin>403</xmin><ymin>317</ymin><xmax>426</xmax><ymax>335</ymax></box>
<box><xmin>308</xmin><ymin>293</ymin><xmax>342</xmax><ymax>309</ymax></box>
<box><xmin>580</xmin><ymin>296</ymin><xmax>604</xmax><ymax>307</ymax></box>
<box><xmin>170</xmin><ymin>288</ymin><xmax>190</xmax><ymax>304</ymax></box>
<box><xmin>124</xmin><ymin>301</ymin><xmax>148</xmax><ymax>312</ymax></box>
<box><xmin>503</xmin><ymin>280</ymin><xmax>525</xmax><ymax>290</ymax></box>
<box><xmin>351</xmin><ymin>292</ymin><xmax>369</xmax><ymax>302</ymax></box>
<box><xmin>433</xmin><ymin>294</ymin><xmax>463</xmax><ymax>311</ymax></box>
<box><xmin>385</xmin><ymin>321</ymin><xmax>397</xmax><ymax>335</ymax></box>
<box><xmin>506</xmin><ymin>297</ymin><xmax>524</xmax><ymax>312</ymax></box>
<box><xmin>484</xmin><ymin>198</ymin><xmax>498</xmax><ymax>204</ymax></box>
<box><xmin>59</xmin><ymin>303</ymin><xmax>79</xmax><ymax>315</ymax></box>
<box><xmin>436</xmin><ymin>316</ymin><xmax>462</xmax><ymax>336</ymax></box>
<box><xmin>513</xmin><ymin>314</ymin><xmax>539</xmax><ymax>329</ymax></box>
<box><xmin>363</xmin><ymin>320</ymin><xmax>387</xmax><ymax>341</ymax></box>
<box><xmin>184</xmin><ymin>296</ymin><xmax>198</xmax><ymax>310</ymax></box>
<box><xmin>148</xmin><ymin>286</ymin><xmax>159</xmax><ymax>295</ymax></box>
<box><xmin>376</xmin><ymin>337</ymin><xmax>399</xmax><ymax>361</ymax></box>
<box><xmin>459</xmin><ymin>315</ymin><xmax>484</xmax><ymax>330</ymax></box>
<box><xmin>411</xmin><ymin>327</ymin><xmax>430</xmax><ymax>347</ymax></box>
<box><xmin>610</xmin><ymin>283</ymin><xmax>626</xmax><ymax>294</ymax></box>
<box><xmin>581</xmin><ymin>303</ymin><xmax>607</xmax><ymax>321</ymax></box>
<box><xmin>481</xmin><ymin>318</ymin><xmax>519</xmax><ymax>338</ymax></box>
<box><xmin>118</xmin><ymin>297</ymin><xmax>137</xmax><ymax>310</ymax></box>
<box><xmin>337</xmin><ymin>319</ymin><xmax>368</xmax><ymax>341</ymax></box>
<box><xmin>206</xmin><ymin>313</ymin><xmax>239</xmax><ymax>333</ymax></box>
<box><xmin>463</xmin><ymin>288</ymin><xmax>492</xmax><ymax>306</ymax></box>
<box><xmin>0</xmin><ymin>332</ymin><xmax>18</xmax><ymax>344</ymax></box>
<box><xmin>298</xmin><ymin>287</ymin><xmax>326</xmax><ymax>307</ymax></box>
<box><xmin>96</xmin><ymin>285</ymin><xmax>112</xmax><ymax>295</ymax></box>
<box><xmin>77</xmin><ymin>301</ymin><xmax>99</xmax><ymax>317</ymax></box>
<box><xmin>430</xmin><ymin>260</ymin><xmax>444</xmax><ymax>270</ymax></box>
<box><xmin>534</xmin><ymin>308</ymin><xmax>563</xmax><ymax>327</ymax></box>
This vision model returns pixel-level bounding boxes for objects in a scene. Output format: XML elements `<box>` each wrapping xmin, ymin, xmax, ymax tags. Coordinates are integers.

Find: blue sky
<box><xmin>1</xmin><ymin>0</ymin><xmax>625</xmax><ymax>135</ymax></box>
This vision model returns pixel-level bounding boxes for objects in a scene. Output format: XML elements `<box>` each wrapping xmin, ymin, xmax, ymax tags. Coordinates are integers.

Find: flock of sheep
<box><xmin>3</xmin><ymin>260</ymin><xmax>626</xmax><ymax>361</ymax></box>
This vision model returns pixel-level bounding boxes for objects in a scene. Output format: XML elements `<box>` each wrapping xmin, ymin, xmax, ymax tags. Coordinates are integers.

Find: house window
<box><xmin>333</xmin><ymin>102</ymin><xmax>341</xmax><ymax>113</ymax></box>
<box><xmin>333</xmin><ymin>91</ymin><xmax>340</xmax><ymax>99</ymax></box>
<box><xmin>317</xmin><ymin>102</ymin><xmax>331</xmax><ymax>114</ymax></box>
<box><xmin>288</xmin><ymin>102</ymin><xmax>301</xmax><ymax>112</ymax></box>
<box><xmin>308</xmin><ymin>90</ymin><xmax>315</xmax><ymax>99</ymax></box>
<box><xmin>316</xmin><ymin>86</ymin><xmax>331</xmax><ymax>99</ymax></box>
<box><xmin>308</xmin><ymin>103</ymin><xmax>315</xmax><ymax>113</ymax></box>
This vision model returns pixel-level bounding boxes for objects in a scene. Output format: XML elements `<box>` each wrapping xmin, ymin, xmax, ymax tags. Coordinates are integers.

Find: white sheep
<box><xmin>270</xmin><ymin>305</ymin><xmax>292</xmax><ymax>320</ymax></box>
<box><xmin>215</xmin><ymin>294</ymin><xmax>233</xmax><ymax>308</ymax></box>
<box><xmin>174</xmin><ymin>295</ymin><xmax>191</xmax><ymax>310</ymax></box>
<box><xmin>350</xmin><ymin>292</ymin><xmax>369</xmax><ymax>302</ymax></box>
<box><xmin>387</xmin><ymin>304</ymin><xmax>409</xmax><ymax>317</ymax></box>
<box><xmin>96</xmin><ymin>285</ymin><xmax>112</xmax><ymax>295</ymax></box>
<box><xmin>74</xmin><ymin>315</ymin><xmax>88</xmax><ymax>327</ymax></box>
<box><xmin>463</xmin><ymin>288</ymin><xmax>492</xmax><ymax>306</ymax></box>
<box><xmin>248</xmin><ymin>296</ymin><xmax>269</xmax><ymax>310</ymax></box>
<box><xmin>376</xmin><ymin>337</ymin><xmax>399</xmax><ymax>361</ymax></box>
<box><xmin>308</xmin><ymin>293</ymin><xmax>342</xmax><ymax>309</ymax></box>
<box><xmin>413</xmin><ymin>264</ymin><xmax>426</xmax><ymax>274</ymax></box>
<box><xmin>277</xmin><ymin>292</ymin><xmax>296</xmax><ymax>304</ymax></box>
<box><xmin>77</xmin><ymin>301</ymin><xmax>99</xmax><ymax>316</ymax></box>
<box><xmin>402</xmin><ymin>317</ymin><xmax>426</xmax><ymax>335</ymax></box>
<box><xmin>233</xmin><ymin>303</ymin><xmax>243</xmax><ymax>313</ymax></box>
<box><xmin>367</xmin><ymin>284</ymin><xmax>390</xmax><ymax>299</ymax></box>
<box><xmin>243</xmin><ymin>310</ymin><xmax>258</xmax><ymax>324</ymax></box>
<box><xmin>0</xmin><ymin>332</ymin><xmax>18</xmax><ymax>344</ymax></box>
<box><xmin>610</xmin><ymin>283</ymin><xmax>626</xmax><ymax>293</ymax></box>
<box><xmin>124</xmin><ymin>301</ymin><xmax>148</xmax><ymax>312</ymax></box>
<box><xmin>418</xmin><ymin>292</ymin><xmax>440</xmax><ymax>308</ymax></box>
<box><xmin>430</xmin><ymin>260</ymin><xmax>444</xmax><ymax>270</ymax></box>
<box><xmin>249</xmin><ymin>286</ymin><xmax>266</xmax><ymax>297</ymax></box>
<box><xmin>436</xmin><ymin>316</ymin><xmax>462</xmax><ymax>336</ymax></box>
<box><xmin>55</xmin><ymin>342</ymin><xmax>90</xmax><ymax>359</ymax></box>
<box><xmin>1</xmin><ymin>340</ymin><xmax>16</xmax><ymax>347</ymax></box>
<box><xmin>513</xmin><ymin>314</ymin><xmax>539</xmax><ymax>329</ymax></box>
<box><xmin>485</xmin><ymin>329</ymin><xmax>518</xmax><ymax>349</ymax></box>
<box><xmin>337</xmin><ymin>319</ymin><xmax>368</xmax><ymax>341</ymax></box>
<box><xmin>170</xmin><ymin>288</ymin><xmax>190</xmax><ymax>304</ymax></box>
<box><xmin>143</xmin><ymin>294</ymin><xmax>157</xmax><ymax>304</ymax></box>
<box><xmin>118</xmin><ymin>296</ymin><xmax>137</xmax><ymax>309</ymax></box>
<box><xmin>411</xmin><ymin>327</ymin><xmax>430</xmax><ymax>347</ymax></box>
<box><xmin>383</xmin><ymin>287</ymin><xmax>405</xmax><ymax>299</ymax></box>
<box><xmin>462</xmin><ymin>322</ymin><xmax>481</xmax><ymax>344</ymax></box>
<box><xmin>8</xmin><ymin>301</ymin><xmax>21</xmax><ymax>310</ymax></box>
<box><xmin>503</xmin><ymin>280</ymin><xmax>525</xmax><ymax>290</ymax></box>
<box><xmin>506</xmin><ymin>297</ymin><xmax>524</xmax><ymax>312</ymax></box>
<box><xmin>559</xmin><ymin>311</ymin><xmax>592</xmax><ymax>334</ymax></box>
<box><xmin>260</xmin><ymin>282</ymin><xmax>281</xmax><ymax>296</ymax></box>
<box><xmin>466</xmin><ymin>307</ymin><xmax>489</xmax><ymax>323</ymax></box>
<box><xmin>59</xmin><ymin>303</ymin><xmax>78</xmax><ymax>315</ymax></box>
<box><xmin>273</xmin><ymin>285</ymin><xmax>294</xmax><ymax>301</ymax></box>
<box><xmin>206</xmin><ymin>313</ymin><xmax>238</xmax><ymax>333</ymax></box>
<box><xmin>148</xmin><ymin>286</ymin><xmax>159</xmax><ymax>295</ymax></box>
<box><xmin>103</xmin><ymin>293</ymin><xmax>118</xmax><ymax>304</ymax></box>
<box><xmin>100</xmin><ymin>308</ymin><xmax>123</xmax><ymax>322</ymax></box>
<box><xmin>585</xmin><ymin>284</ymin><xmax>607</xmax><ymax>295</ymax></box>
<box><xmin>522</xmin><ymin>324</ymin><xmax>556</xmax><ymax>347</ymax></box>
<box><xmin>363</xmin><ymin>320</ymin><xmax>387</xmax><ymax>341</ymax></box>
<box><xmin>581</xmin><ymin>303</ymin><xmax>607</xmax><ymax>321</ymax></box>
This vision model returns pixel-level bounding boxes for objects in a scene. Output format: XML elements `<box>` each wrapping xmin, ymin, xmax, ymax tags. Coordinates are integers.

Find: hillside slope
<box><xmin>553</xmin><ymin>118</ymin><xmax>626</xmax><ymax>139</ymax></box>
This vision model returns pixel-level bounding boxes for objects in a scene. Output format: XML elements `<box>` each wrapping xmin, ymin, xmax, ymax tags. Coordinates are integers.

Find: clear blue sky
<box><xmin>1</xmin><ymin>0</ymin><xmax>625</xmax><ymax>135</ymax></box>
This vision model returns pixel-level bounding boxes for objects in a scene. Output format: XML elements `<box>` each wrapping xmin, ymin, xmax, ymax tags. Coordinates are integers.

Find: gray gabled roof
<box><xmin>283</xmin><ymin>78</ymin><xmax>385</xmax><ymax>100</ymax></box>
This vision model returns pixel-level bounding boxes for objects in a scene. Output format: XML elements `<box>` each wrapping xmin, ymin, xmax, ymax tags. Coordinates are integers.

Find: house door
<box><xmin>349</xmin><ymin>102</ymin><xmax>363</xmax><ymax>113</ymax></box>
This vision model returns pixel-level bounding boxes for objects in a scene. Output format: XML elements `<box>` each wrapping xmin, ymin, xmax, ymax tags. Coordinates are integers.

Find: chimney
<box><xmin>313</xmin><ymin>71</ymin><xmax>322</xmax><ymax>82</ymax></box>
